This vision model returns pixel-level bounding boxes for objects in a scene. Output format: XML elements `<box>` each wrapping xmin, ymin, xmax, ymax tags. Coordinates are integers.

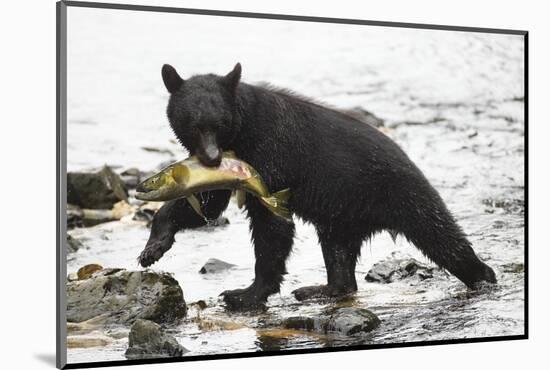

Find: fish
<box><xmin>135</xmin><ymin>152</ymin><xmax>292</xmax><ymax>221</ymax></box>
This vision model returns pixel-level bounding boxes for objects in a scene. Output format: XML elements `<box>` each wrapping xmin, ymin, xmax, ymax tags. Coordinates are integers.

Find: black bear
<box><xmin>138</xmin><ymin>63</ymin><xmax>497</xmax><ymax>310</ymax></box>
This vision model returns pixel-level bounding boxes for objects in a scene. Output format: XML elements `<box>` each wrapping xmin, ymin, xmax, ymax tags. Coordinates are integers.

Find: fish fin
<box><xmin>260</xmin><ymin>188</ymin><xmax>292</xmax><ymax>221</ymax></box>
<box><xmin>236</xmin><ymin>189</ymin><xmax>246</xmax><ymax>209</ymax></box>
<box><xmin>187</xmin><ymin>194</ymin><xmax>206</xmax><ymax>220</ymax></box>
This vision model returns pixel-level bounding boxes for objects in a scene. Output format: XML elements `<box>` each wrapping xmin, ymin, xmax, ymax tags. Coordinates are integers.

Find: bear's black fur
<box><xmin>138</xmin><ymin>63</ymin><xmax>497</xmax><ymax>310</ymax></box>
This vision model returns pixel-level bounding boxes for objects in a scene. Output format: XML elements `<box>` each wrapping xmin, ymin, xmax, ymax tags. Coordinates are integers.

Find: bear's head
<box><xmin>161</xmin><ymin>63</ymin><xmax>242</xmax><ymax>167</ymax></box>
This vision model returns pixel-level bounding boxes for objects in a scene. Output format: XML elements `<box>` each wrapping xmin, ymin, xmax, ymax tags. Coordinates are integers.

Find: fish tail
<box><xmin>260</xmin><ymin>188</ymin><xmax>292</xmax><ymax>221</ymax></box>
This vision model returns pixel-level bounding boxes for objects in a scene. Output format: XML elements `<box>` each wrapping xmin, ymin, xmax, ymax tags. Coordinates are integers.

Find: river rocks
<box><xmin>365</xmin><ymin>256</ymin><xmax>437</xmax><ymax>283</ymax></box>
<box><xmin>67</xmin><ymin>166</ymin><xmax>128</xmax><ymax>209</ymax></box>
<box><xmin>67</xmin><ymin>200</ymin><xmax>136</xmax><ymax>228</ymax></box>
<box><xmin>125</xmin><ymin>319</ymin><xmax>188</xmax><ymax>360</ymax></box>
<box><xmin>77</xmin><ymin>264</ymin><xmax>103</xmax><ymax>280</ymax></box>
<box><xmin>67</xmin><ymin>334</ymin><xmax>114</xmax><ymax>349</ymax></box>
<box><xmin>281</xmin><ymin>307</ymin><xmax>380</xmax><ymax>335</ymax></box>
<box><xmin>502</xmin><ymin>262</ymin><xmax>524</xmax><ymax>273</ymax></box>
<box><xmin>281</xmin><ymin>316</ymin><xmax>318</xmax><ymax>331</ymax></box>
<box><xmin>67</xmin><ymin>234</ymin><xmax>83</xmax><ymax>253</ymax></box>
<box><xmin>67</xmin><ymin>268</ymin><xmax>187</xmax><ymax>325</ymax></box>
<box><xmin>199</xmin><ymin>258</ymin><xmax>236</xmax><ymax>274</ymax></box>
<box><xmin>325</xmin><ymin>307</ymin><xmax>380</xmax><ymax>335</ymax></box>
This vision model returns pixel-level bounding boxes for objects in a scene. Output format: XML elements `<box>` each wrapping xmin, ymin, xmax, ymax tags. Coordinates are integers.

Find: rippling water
<box><xmin>66</xmin><ymin>7</ymin><xmax>524</xmax><ymax>364</ymax></box>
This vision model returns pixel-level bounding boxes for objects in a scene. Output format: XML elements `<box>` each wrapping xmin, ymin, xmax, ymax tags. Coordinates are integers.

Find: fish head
<box><xmin>135</xmin><ymin>165</ymin><xmax>189</xmax><ymax>201</ymax></box>
<box><xmin>161</xmin><ymin>63</ymin><xmax>242</xmax><ymax>167</ymax></box>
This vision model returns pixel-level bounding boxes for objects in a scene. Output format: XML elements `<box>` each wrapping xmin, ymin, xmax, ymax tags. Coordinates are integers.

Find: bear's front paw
<box><xmin>137</xmin><ymin>236</ymin><xmax>173</xmax><ymax>267</ymax></box>
<box><xmin>220</xmin><ymin>286</ymin><xmax>267</xmax><ymax>311</ymax></box>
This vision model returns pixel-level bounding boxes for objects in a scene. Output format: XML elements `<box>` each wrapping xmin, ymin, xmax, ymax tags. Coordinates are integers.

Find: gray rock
<box><xmin>502</xmin><ymin>262</ymin><xmax>524</xmax><ymax>273</ymax></box>
<box><xmin>67</xmin><ymin>205</ymin><xmax>84</xmax><ymax>229</ymax></box>
<box><xmin>281</xmin><ymin>307</ymin><xmax>380</xmax><ymax>335</ymax></box>
<box><xmin>67</xmin><ymin>268</ymin><xmax>187</xmax><ymax>325</ymax></box>
<box><xmin>67</xmin><ymin>166</ymin><xmax>128</xmax><ymax>209</ymax></box>
<box><xmin>125</xmin><ymin>319</ymin><xmax>188</xmax><ymax>360</ymax></box>
<box><xmin>325</xmin><ymin>307</ymin><xmax>381</xmax><ymax>335</ymax></box>
<box><xmin>199</xmin><ymin>258</ymin><xmax>236</xmax><ymax>274</ymax></box>
<box><xmin>66</xmin><ymin>207</ymin><xmax>117</xmax><ymax>228</ymax></box>
<box><xmin>67</xmin><ymin>234</ymin><xmax>83</xmax><ymax>253</ymax></box>
<box><xmin>365</xmin><ymin>257</ymin><xmax>436</xmax><ymax>283</ymax></box>
<box><xmin>281</xmin><ymin>316</ymin><xmax>318</xmax><ymax>331</ymax></box>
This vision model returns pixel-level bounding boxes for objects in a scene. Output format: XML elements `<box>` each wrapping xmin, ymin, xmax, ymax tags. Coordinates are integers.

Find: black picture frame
<box><xmin>56</xmin><ymin>1</ymin><xmax>528</xmax><ymax>368</ymax></box>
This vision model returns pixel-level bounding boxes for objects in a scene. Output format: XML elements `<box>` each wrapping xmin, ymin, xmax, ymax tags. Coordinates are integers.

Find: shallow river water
<box><xmin>66</xmin><ymin>8</ymin><xmax>525</xmax><ymax>363</ymax></box>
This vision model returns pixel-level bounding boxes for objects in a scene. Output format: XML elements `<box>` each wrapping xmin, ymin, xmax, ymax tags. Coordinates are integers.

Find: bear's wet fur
<box><xmin>138</xmin><ymin>63</ymin><xmax>496</xmax><ymax>310</ymax></box>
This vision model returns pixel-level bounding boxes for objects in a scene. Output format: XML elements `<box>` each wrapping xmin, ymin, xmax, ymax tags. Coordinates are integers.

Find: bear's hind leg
<box><xmin>221</xmin><ymin>197</ymin><xmax>295</xmax><ymax>311</ymax></box>
<box><xmin>293</xmin><ymin>229</ymin><xmax>361</xmax><ymax>301</ymax></box>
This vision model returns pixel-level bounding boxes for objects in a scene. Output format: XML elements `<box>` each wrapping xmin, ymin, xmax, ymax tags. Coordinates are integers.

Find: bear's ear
<box><xmin>161</xmin><ymin>64</ymin><xmax>184</xmax><ymax>94</ymax></box>
<box><xmin>222</xmin><ymin>63</ymin><xmax>242</xmax><ymax>93</ymax></box>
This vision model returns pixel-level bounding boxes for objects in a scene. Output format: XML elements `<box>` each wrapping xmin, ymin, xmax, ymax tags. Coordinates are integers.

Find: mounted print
<box><xmin>56</xmin><ymin>1</ymin><xmax>528</xmax><ymax>368</ymax></box>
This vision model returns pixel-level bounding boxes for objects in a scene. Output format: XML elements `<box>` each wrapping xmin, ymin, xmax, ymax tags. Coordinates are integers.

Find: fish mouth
<box><xmin>135</xmin><ymin>182</ymin><xmax>151</xmax><ymax>194</ymax></box>
<box><xmin>135</xmin><ymin>182</ymin><xmax>165</xmax><ymax>201</ymax></box>
<box><xmin>135</xmin><ymin>189</ymin><xmax>162</xmax><ymax>201</ymax></box>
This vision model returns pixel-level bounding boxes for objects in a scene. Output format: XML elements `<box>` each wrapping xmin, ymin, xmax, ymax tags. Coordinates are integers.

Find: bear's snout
<box><xmin>197</xmin><ymin>132</ymin><xmax>222</xmax><ymax>167</ymax></box>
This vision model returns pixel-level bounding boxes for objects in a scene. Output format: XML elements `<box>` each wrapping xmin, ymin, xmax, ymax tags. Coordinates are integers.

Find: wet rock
<box><xmin>281</xmin><ymin>316</ymin><xmax>317</xmax><ymax>331</ymax></box>
<box><xmin>67</xmin><ymin>268</ymin><xmax>187</xmax><ymax>325</ymax></box>
<box><xmin>502</xmin><ymin>262</ymin><xmax>524</xmax><ymax>273</ymax></box>
<box><xmin>189</xmin><ymin>300</ymin><xmax>208</xmax><ymax>310</ymax></box>
<box><xmin>67</xmin><ymin>205</ymin><xmax>84</xmax><ymax>229</ymax></box>
<box><xmin>344</xmin><ymin>107</ymin><xmax>385</xmax><ymax>127</ymax></box>
<box><xmin>199</xmin><ymin>258</ymin><xmax>235</xmax><ymax>274</ymax></box>
<box><xmin>67</xmin><ymin>334</ymin><xmax>114</xmax><ymax>349</ymax></box>
<box><xmin>281</xmin><ymin>307</ymin><xmax>380</xmax><ymax>335</ymax></box>
<box><xmin>67</xmin><ymin>234</ymin><xmax>83</xmax><ymax>253</ymax></box>
<box><xmin>365</xmin><ymin>257</ymin><xmax>436</xmax><ymax>283</ymax></box>
<box><xmin>67</xmin><ymin>165</ymin><xmax>128</xmax><ymax>209</ymax></box>
<box><xmin>67</xmin><ymin>207</ymin><xmax>117</xmax><ymax>227</ymax></box>
<box><xmin>195</xmin><ymin>318</ymin><xmax>245</xmax><ymax>332</ymax></box>
<box><xmin>325</xmin><ymin>307</ymin><xmax>380</xmax><ymax>335</ymax></box>
<box><xmin>67</xmin><ymin>201</ymin><xmax>136</xmax><ymax>228</ymax></box>
<box><xmin>77</xmin><ymin>264</ymin><xmax>103</xmax><ymax>280</ymax></box>
<box><xmin>112</xmin><ymin>200</ymin><xmax>135</xmax><ymax>219</ymax></box>
<box><xmin>125</xmin><ymin>319</ymin><xmax>188</xmax><ymax>360</ymax></box>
